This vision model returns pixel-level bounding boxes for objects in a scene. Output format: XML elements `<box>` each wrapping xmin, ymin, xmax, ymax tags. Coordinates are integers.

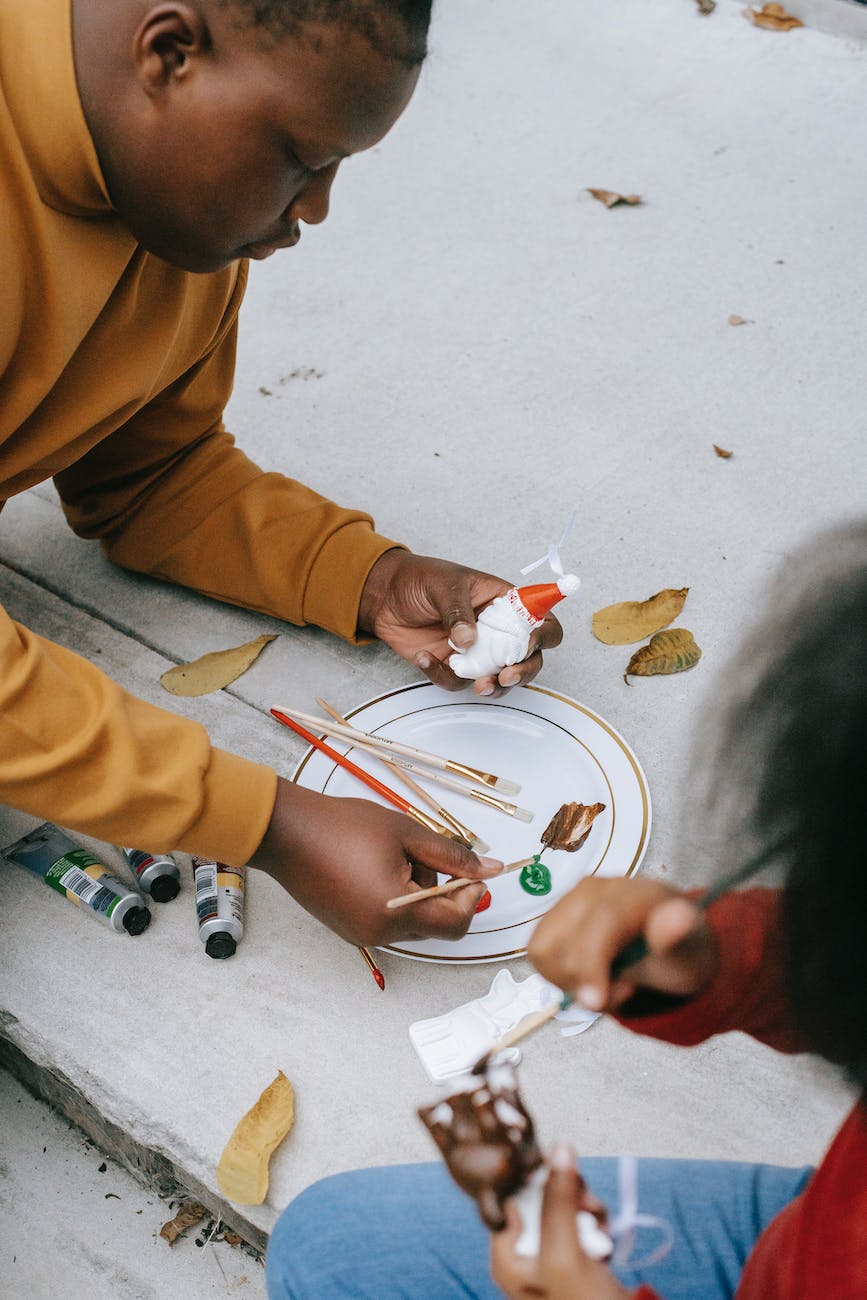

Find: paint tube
<box><xmin>192</xmin><ymin>855</ymin><xmax>244</xmax><ymax>959</ymax></box>
<box><xmin>7</xmin><ymin>823</ymin><xmax>151</xmax><ymax>935</ymax></box>
<box><xmin>120</xmin><ymin>848</ymin><xmax>181</xmax><ymax>903</ymax></box>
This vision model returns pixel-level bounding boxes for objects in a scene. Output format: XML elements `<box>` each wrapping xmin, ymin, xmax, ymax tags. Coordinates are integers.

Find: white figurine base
<box><xmin>513</xmin><ymin>1168</ymin><xmax>613</xmax><ymax>1260</ymax></box>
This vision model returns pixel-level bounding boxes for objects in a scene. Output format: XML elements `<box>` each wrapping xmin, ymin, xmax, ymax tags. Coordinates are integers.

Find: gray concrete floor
<box><xmin>0</xmin><ymin>1067</ymin><xmax>265</xmax><ymax>1300</ymax></box>
<box><xmin>2</xmin><ymin>0</ymin><xmax>866</xmax><ymax>1295</ymax></box>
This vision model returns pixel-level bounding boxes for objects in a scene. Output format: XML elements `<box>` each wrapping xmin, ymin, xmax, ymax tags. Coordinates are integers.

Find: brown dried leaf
<box><xmin>625</xmin><ymin>628</ymin><xmax>702</xmax><ymax>681</ymax></box>
<box><xmin>728</xmin><ymin>314</ymin><xmax>749</xmax><ymax>326</ymax></box>
<box><xmin>713</xmin><ymin>443</ymin><xmax>734</xmax><ymax>459</ymax></box>
<box><xmin>160</xmin><ymin>634</ymin><xmax>276</xmax><ymax>697</ymax></box>
<box><xmin>745</xmin><ymin>3</ymin><xmax>803</xmax><ymax>29</ymax></box>
<box><xmin>696</xmin><ymin>0</ymin><xmax>716</xmax><ymax>12</ymax></box>
<box><xmin>541</xmin><ymin>802</ymin><xmax>606</xmax><ymax>852</ymax></box>
<box><xmin>159</xmin><ymin>1202</ymin><xmax>206</xmax><ymax>1246</ymax></box>
<box><xmin>592</xmin><ymin>588</ymin><xmax>689</xmax><ymax>646</ymax></box>
<box><xmin>586</xmin><ymin>188</ymin><xmax>643</xmax><ymax>208</ymax></box>
<box><xmin>217</xmin><ymin>1071</ymin><xmax>295</xmax><ymax>1206</ymax></box>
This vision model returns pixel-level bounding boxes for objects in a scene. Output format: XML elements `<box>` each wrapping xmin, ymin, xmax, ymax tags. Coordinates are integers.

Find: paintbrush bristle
<box><xmin>472</xmin><ymin>838</ymin><xmax>491</xmax><ymax>854</ymax></box>
<box><xmin>493</xmin><ymin>777</ymin><xmax>522</xmax><ymax>796</ymax></box>
<box><xmin>512</xmin><ymin>807</ymin><xmax>534</xmax><ymax>824</ymax></box>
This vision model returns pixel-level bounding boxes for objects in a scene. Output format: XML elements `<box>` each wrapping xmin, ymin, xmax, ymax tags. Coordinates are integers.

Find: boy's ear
<box><xmin>133</xmin><ymin>4</ymin><xmax>212</xmax><ymax>95</ymax></box>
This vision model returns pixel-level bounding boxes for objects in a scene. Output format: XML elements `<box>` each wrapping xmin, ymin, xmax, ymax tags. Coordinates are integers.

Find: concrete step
<box><xmin>0</xmin><ymin>1066</ymin><xmax>265</xmax><ymax>1300</ymax></box>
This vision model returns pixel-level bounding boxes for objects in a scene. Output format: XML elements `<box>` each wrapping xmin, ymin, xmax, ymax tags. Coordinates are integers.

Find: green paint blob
<box><xmin>519</xmin><ymin>854</ymin><xmax>552</xmax><ymax>897</ymax></box>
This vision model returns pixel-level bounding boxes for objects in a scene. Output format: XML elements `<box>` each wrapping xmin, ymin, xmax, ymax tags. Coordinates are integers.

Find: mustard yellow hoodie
<box><xmin>0</xmin><ymin>0</ymin><xmax>399</xmax><ymax>863</ymax></box>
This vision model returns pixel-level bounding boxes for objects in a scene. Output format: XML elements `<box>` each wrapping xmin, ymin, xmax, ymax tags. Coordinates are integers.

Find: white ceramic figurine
<box><xmin>448</xmin><ymin>574</ymin><xmax>580</xmax><ymax>681</ymax></box>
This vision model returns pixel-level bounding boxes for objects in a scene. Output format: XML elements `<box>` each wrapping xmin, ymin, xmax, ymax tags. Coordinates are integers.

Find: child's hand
<box><xmin>250</xmin><ymin>779</ymin><xmax>503</xmax><ymax>945</ymax></box>
<box><xmin>358</xmin><ymin>550</ymin><xmax>563</xmax><ymax>696</ymax></box>
<box><xmin>490</xmin><ymin>1145</ymin><xmax>636</xmax><ymax>1300</ymax></box>
<box><xmin>528</xmin><ymin>877</ymin><xmax>718</xmax><ymax>1012</ymax></box>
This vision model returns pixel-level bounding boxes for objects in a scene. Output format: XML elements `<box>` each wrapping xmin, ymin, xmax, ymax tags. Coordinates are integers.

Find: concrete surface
<box><xmin>0</xmin><ymin>1066</ymin><xmax>265</xmax><ymax>1300</ymax></box>
<box><xmin>1</xmin><ymin>0</ymin><xmax>866</xmax><ymax>1295</ymax></box>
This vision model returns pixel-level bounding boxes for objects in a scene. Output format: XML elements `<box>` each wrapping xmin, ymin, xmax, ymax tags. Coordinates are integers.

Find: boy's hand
<box><xmin>528</xmin><ymin>876</ymin><xmax>719</xmax><ymax>1012</ymax></box>
<box><xmin>490</xmin><ymin>1146</ymin><xmax>635</xmax><ymax>1300</ymax></box>
<box><xmin>250</xmin><ymin>778</ymin><xmax>503</xmax><ymax>945</ymax></box>
<box><xmin>358</xmin><ymin>550</ymin><xmax>563</xmax><ymax>696</ymax></box>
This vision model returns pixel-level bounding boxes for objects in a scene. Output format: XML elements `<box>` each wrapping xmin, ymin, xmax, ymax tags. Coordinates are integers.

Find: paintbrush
<box><xmin>317</xmin><ymin>698</ymin><xmax>488</xmax><ymax>854</ymax></box>
<box><xmin>271</xmin><ymin>709</ymin><xmax>462</xmax><ymax>840</ymax></box>
<box><xmin>386</xmin><ymin>857</ymin><xmax>536</xmax><ymax>910</ymax></box>
<box><xmin>471</xmin><ymin>840</ymin><xmax>786</xmax><ymax>1073</ymax></box>
<box><xmin>357</xmin><ymin>945</ymin><xmax>386</xmax><ymax>991</ymax></box>
<box><xmin>272</xmin><ymin>707</ymin><xmax>533</xmax><ymax>821</ymax></box>
<box><xmin>270</xmin><ymin>703</ymin><xmax>522</xmax><ymax>796</ymax></box>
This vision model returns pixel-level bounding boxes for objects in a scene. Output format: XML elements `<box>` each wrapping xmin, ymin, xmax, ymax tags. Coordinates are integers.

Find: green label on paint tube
<box><xmin>43</xmin><ymin>849</ymin><xmax>102</xmax><ymax>891</ymax></box>
<box><xmin>44</xmin><ymin>851</ymin><xmax>119</xmax><ymax>916</ymax></box>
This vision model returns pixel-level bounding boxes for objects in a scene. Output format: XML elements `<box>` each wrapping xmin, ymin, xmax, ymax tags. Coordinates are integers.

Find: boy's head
<box><xmin>72</xmin><ymin>1</ymin><xmax>432</xmax><ymax>272</ymax></box>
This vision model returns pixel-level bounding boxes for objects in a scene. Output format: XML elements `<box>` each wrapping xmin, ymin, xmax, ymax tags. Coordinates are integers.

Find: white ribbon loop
<box><xmin>609</xmin><ymin>1154</ymin><xmax>674</xmax><ymax>1271</ymax></box>
<box><xmin>520</xmin><ymin>509</ymin><xmax>577</xmax><ymax>579</ymax></box>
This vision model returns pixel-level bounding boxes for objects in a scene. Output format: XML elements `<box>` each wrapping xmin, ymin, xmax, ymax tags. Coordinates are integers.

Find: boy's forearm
<box><xmin>0</xmin><ymin>607</ymin><xmax>276</xmax><ymax>863</ymax></box>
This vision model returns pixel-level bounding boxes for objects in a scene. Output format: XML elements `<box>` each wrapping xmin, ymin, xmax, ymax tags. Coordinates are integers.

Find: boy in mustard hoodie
<box><xmin>0</xmin><ymin>0</ymin><xmax>561</xmax><ymax>945</ymax></box>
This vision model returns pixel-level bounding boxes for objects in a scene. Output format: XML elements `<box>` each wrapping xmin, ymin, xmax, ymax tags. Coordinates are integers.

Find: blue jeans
<box><xmin>265</xmin><ymin>1157</ymin><xmax>812</xmax><ymax>1299</ymax></box>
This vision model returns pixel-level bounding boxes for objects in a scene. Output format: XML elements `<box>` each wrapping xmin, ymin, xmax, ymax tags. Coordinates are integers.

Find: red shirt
<box><xmin>617</xmin><ymin>889</ymin><xmax>867</xmax><ymax>1300</ymax></box>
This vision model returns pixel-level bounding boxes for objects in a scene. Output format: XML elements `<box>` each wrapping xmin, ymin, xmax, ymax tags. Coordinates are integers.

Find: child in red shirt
<box><xmin>266</xmin><ymin>520</ymin><xmax>867</xmax><ymax>1299</ymax></box>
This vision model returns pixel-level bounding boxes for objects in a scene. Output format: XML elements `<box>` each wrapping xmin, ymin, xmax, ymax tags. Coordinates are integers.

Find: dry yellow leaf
<box><xmin>592</xmin><ymin>588</ymin><xmax>689</xmax><ymax>645</ymax></box>
<box><xmin>217</xmin><ymin>1071</ymin><xmax>295</xmax><ymax>1205</ymax></box>
<box><xmin>160</xmin><ymin>634</ymin><xmax>276</xmax><ymax>697</ymax></box>
<box><xmin>586</xmin><ymin>188</ymin><xmax>643</xmax><ymax>208</ymax></box>
<box><xmin>625</xmin><ymin>629</ymin><xmax>702</xmax><ymax>681</ymax></box>
<box><xmin>159</xmin><ymin>1202</ymin><xmax>206</xmax><ymax>1246</ymax></box>
<box><xmin>713</xmin><ymin>443</ymin><xmax>734</xmax><ymax>459</ymax></box>
<box><xmin>728</xmin><ymin>314</ymin><xmax>749</xmax><ymax>326</ymax></box>
<box><xmin>745</xmin><ymin>3</ymin><xmax>803</xmax><ymax>29</ymax></box>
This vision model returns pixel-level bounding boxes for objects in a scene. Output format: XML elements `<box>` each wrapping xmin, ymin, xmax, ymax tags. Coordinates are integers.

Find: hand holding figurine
<box><xmin>490</xmin><ymin>1145</ymin><xmax>635</xmax><ymax>1300</ymax></box>
<box><xmin>251</xmin><ymin>778</ymin><xmax>502</xmax><ymax>945</ymax></box>
<box><xmin>358</xmin><ymin>550</ymin><xmax>563</xmax><ymax>696</ymax></box>
<box><xmin>528</xmin><ymin>877</ymin><xmax>719</xmax><ymax>1013</ymax></box>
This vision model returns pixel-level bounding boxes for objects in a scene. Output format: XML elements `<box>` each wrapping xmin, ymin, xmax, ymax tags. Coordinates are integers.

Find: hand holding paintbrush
<box><xmin>472</xmin><ymin>843</ymin><xmax>783</xmax><ymax>1070</ymax></box>
<box><xmin>265</xmin><ymin>715</ymin><xmax>503</xmax><ymax>945</ymax></box>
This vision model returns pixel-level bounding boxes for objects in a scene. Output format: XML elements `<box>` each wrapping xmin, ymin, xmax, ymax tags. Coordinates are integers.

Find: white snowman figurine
<box><xmin>448</xmin><ymin>574</ymin><xmax>581</xmax><ymax>681</ymax></box>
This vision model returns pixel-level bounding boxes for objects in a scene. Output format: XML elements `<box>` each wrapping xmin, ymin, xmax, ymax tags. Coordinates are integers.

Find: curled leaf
<box><xmin>217</xmin><ymin>1071</ymin><xmax>295</xmax><ymax>1205</ymax></box>
<box><xmin>592</xmin><ymin>588</ymin><xmax>689</xmax><ymax>645</ymax></box>
<box><xmin>625</xmin><ymin>629</ymin><xmax>702</xmax><ymax>681</ymax></box>
<box><xmin>160</xmin><ymin>634</ymin><xmax>276</xmax><ymax>697</ymax></box>
<box><xmin>713</xmin><ymin>444</ymin><xmax>734</xmax><ymax>459</ymax></box>
<box><xmin>745</xmin><ymin>3</ymin><xmax>803</xmax><ymax>29</ymax></box>
<box><xmin>541</xmin><ymin>802</ymin><xmax>606</xmax><ymax>853</ymax></box>
<box><xmin>159</xmin><ymin>1202</ymin><xmax>206</xmax><ymax>1246</ymax></box>
<box><xmin>586</xmin><ymin>188</ymin><xmax>643</xmax><ymax>208</ymax></box>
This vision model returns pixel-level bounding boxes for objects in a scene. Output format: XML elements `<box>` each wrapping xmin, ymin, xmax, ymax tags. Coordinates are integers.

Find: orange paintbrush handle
<box><xmin>270</xmin><ymin>708</ymin><xmax>412</xmax><ymax>813</ymax></box>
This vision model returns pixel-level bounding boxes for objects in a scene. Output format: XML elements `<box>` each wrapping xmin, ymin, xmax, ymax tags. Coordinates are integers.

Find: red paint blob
<box><xmin>475</xmin><ymin>889</ymin><xmax>492</xmax><ymax>914</ymax></box>
<box><xmin>373</xmin><ymin>968</ymin><xmax>386</xmax><ymax>991</ymax></box>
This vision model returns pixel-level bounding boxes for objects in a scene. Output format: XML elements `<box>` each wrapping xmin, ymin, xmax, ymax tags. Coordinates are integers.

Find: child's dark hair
<box><xmin>218</xmin><ymin>0</ymin><xmax>433</xmax><ymax>65</ymax></box>
<box><xmin>710</xmin><ymin>521</ymin><xmax>867</xmax><ymax>1086</ymax></box>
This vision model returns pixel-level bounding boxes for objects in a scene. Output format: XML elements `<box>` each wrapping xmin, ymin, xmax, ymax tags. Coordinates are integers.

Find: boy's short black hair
<box><xmin>219</xmin><ymin>0</ymin><xmax>433</xmax><ymax>65</ymax></box>
<box><xmin>709</xmin><ymin>520</ymin><xmax>867</xmax><ymax>1087</ymax></box>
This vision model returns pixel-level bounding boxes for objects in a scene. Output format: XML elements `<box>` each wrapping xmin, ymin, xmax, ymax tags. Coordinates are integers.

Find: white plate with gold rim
<box><xmin>291</xmin><ymin>682</ymin><xmax>651</xmax><ymax>964</ymax></box>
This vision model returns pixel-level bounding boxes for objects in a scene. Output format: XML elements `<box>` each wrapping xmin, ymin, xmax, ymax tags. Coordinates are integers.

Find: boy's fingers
<box><xmin>539</xmin><ymin>1145</ymin><xmax>591</xmax><ymax>1285</ymax></box>
<box><xmin>644</xmin><ymin>897</ymin><xmax>703</xmax><ymax>953</ymax></box>
<box><xmin>489</xmin><ymin>1202</ymin><xmax>538</xmax><ymax>1295</ymax></box>
<box><xmin>494</xmin><ymin>649</ymin><xmax>544</xmax><ymax>691</ymax></box>
<box><xmin>416</xmin><ymin>650</ymin><xmax>468</xmax><ymax>693</ymax></box>
<box><xmin>399</xmin><ymin>883</ymin><xmax>487</xmax><ymax>940</ymax></box>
